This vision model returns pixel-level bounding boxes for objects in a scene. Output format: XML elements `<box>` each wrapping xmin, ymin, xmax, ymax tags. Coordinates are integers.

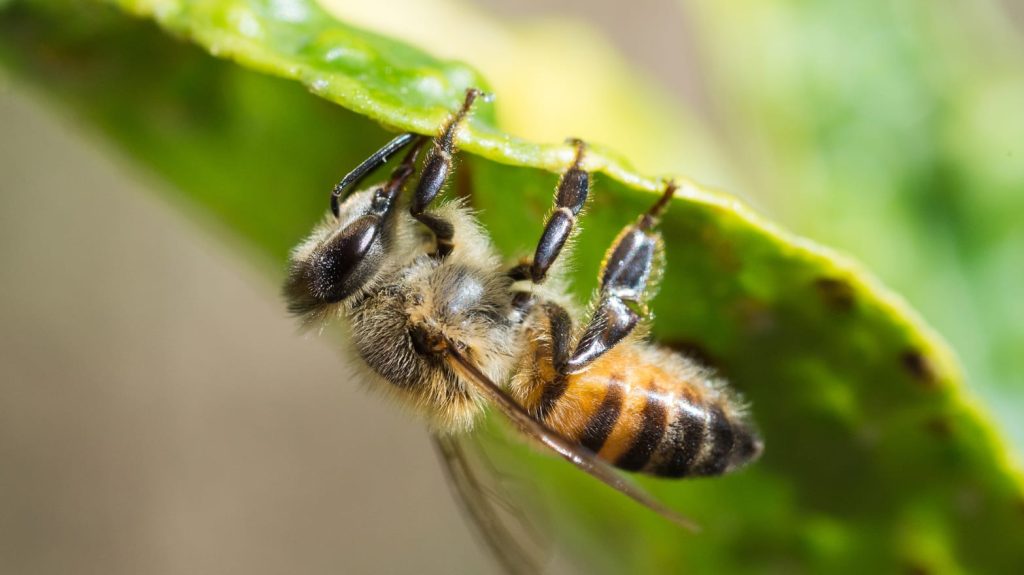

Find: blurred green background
<box><xmin>1</xmin><ymin>0</ymin><xmax>1022</xmax><ymax>573</ymax></box>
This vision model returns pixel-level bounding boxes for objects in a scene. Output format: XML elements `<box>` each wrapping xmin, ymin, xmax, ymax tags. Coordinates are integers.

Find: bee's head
<box><xmin>284</xmin><ymin>187</ymin><xmax>397</xmax><ymax>318</ymax></box>
<box><xmin>285</xmin><ymin>133</ymin><xmax>424</xmax><ymax>319</ymax></box>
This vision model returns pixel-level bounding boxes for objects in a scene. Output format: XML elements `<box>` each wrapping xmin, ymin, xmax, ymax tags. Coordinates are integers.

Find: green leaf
<box><xmin>2</xmin><ymin>0</ymin><xmax>1021</xmax><ymax>572</ymax></box>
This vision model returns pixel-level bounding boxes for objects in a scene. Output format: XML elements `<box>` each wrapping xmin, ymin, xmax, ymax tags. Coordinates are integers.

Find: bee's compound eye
<box><xmin>284</xmin><ymin>213</ymin><xmax>386</xmax><ymax>312</ymax></box>
<box><xmin>313</xmin><ymin>213</ymin><xmax>384</xmax><ymax>303</ymax></box>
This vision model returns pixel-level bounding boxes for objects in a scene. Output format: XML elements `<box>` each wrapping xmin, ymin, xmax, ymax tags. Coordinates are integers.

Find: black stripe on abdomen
<box><xmin>578</xmin><ymin>380</ymin><xmax>625</xmax><ymax>453</ymax></box>
<box><xmin>650</xmin><ymin>396</ymin><xmax>708</xmax><ymax>477</ymax></box>
<box><xmin>615</xmin><ymin>391</ymin><xmax>668</xmax><ymax>471</ymax></box>
<box><xmin>691</xmin><ymin>404</ymin><xmax>736</xmax><ymax>476</ymax></box>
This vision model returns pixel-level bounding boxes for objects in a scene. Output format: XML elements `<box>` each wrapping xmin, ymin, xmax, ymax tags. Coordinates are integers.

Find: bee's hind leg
<box><xmin>411</xmin><ymin>88</ymin><xmax>486</xmax><ymax>258</ymax></box>
<box><xmin>561</xmin><ymin>181</ymin><xmax>677</xmax><ymax>375</ymax></box>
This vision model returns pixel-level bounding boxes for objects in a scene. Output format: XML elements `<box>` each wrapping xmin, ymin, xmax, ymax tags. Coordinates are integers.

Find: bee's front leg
<box><xmin>411</xmin><ymin>88</ymin><xmax>485</xmax><ymax>258</ymax></box>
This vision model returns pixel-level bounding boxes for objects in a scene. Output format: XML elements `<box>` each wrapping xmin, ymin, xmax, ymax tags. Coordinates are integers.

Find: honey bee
<box><xmin>285</xmin><ymin>89</ymin><xmax>763</xmax><ymax>569</ymax></box>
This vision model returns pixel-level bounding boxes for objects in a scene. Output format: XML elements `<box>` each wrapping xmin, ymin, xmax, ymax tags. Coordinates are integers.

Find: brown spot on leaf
<box><xmin>698</xmin><ymin>225</ymin><xmax>741</xmax><ymax>272</ymax></box>
<box><xmin>814</xmin><ymin>277</ymin><xmax>856</xmax><ymax>312</ymax></box>
<box><xmin>904</xmin><ymin>563</ymin><xmax>931</xmax><ymax>575</ymax></box>
<box><xmin>925</xmin><ymin>417</ymin><xmax>953</xmax><ymax>440</ymax></box>
<box><xmin>901</xmin><ymin>349</ymin><xmax>939</xmax><ymax>388</ymax></box>
<box><xmin>733</xmin><ymin>298</ymin><xmax>775</xmax><ymax>335</ymax></box>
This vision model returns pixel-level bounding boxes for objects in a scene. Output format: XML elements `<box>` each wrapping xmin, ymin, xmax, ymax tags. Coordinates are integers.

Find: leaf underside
<box><xmin>1</xmin><ymin>0</ymin><xmax>1021</xmax><ymax>572</ymax></box>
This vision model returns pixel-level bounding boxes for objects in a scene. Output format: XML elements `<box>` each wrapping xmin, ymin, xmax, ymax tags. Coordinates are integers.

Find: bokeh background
<box><xmin>2</xmin><ymin>1</ymin><xmax>1022</xmax><ymax>574</ymax></box>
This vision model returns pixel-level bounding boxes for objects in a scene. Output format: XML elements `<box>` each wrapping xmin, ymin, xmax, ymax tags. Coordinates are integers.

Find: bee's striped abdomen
<box><xmin>613</xmin><ymin>384</ymin><xmax>668</xmax><ymax>471</ymax></box>
<box><xmin>648</xmin><ymin>400</ymin><xmax>760</xmax><ymax>477</ymax></box>
<box><xmin>515</xmin><ymin>342</ymin><xmax>762</xmax><ymax>478</ymax></box>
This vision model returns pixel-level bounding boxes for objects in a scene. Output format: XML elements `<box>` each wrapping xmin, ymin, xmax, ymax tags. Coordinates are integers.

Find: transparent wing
<box><xmin>432</xmin><ymin>432</ymin><xmax>549</xmax><ymax>575</ymax></box>
<box><xmin>444</xmin><ymin>341</ymin><xmax>700</xmax><ymax>533</ymax></box>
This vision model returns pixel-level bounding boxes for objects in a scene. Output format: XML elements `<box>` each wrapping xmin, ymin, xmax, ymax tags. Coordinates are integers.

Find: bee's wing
<box><xmin>432</xmin><ymin>433</ymin><xmax>548</xmax><ymax>575</ymax></box>
<box><xmin>444</xmin><ymin>343</ymin><xmax>700</xmax><ymax>533</ymax></box>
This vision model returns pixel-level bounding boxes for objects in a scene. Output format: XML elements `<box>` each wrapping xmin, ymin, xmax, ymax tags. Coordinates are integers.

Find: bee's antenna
<box><xmin>331</xmin><ymin>132</ymin><xmax>422</xmax><ymax>217</ymax></box>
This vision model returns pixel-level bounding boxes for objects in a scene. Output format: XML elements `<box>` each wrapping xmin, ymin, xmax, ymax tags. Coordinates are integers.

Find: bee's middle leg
<box><xmin>508</xmin><ymin>138</ymin><xmax>590</xmax><ymax>313</ymax></box>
